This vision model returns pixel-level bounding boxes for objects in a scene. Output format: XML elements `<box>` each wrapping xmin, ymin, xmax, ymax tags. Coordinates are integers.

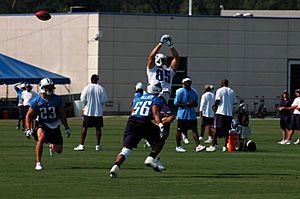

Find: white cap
<box><xmin>182</xmin><ymin>77</ymin><xmax>192</xmax><ymax>83</ymax></box>
<box><xmin>135</xmin><ymin>82</ymin><xmax>143</xmax><ymax>90</ymax></box>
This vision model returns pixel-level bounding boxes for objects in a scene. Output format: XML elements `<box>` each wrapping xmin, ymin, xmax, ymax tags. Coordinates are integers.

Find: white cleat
<box><xmin>182</xmin><ymin>134</ymin><xmax>189</xmax><ymax>144</ymax></box>
<box><xmin>35</xmin><ymin>162</ymin><xmax>43</xmax><ymax>171</ymax></box>
<box><xmin>195</xmin><ymin>144</ymin><xmax>206</xmax><ymax>152</ymax></box>
<box><xmin>294</xmin><ymin>139</ymin><xmax>300</xmax><ymax>145</ymax></box>
<box><xmin>110</xmin><ymin>165</ymin><xmax>120</xmax><ymax>178</ymax></box>
<box><xmin>277</xmin><ymin>140</ymin><xmax>286</xmax><ymax>145</ymax></box>
<box><xmin>222</xmin><ymin>146</ymin><xmax>227</xmax><ymax>152</ymax></box>
<box><xmin>74</xmin><ymin>144</ymin><xmax>85</xmax><ymax>151</ymax></box>
<box><xmin>175</xmin><ymin>146</ymin><xmax>186</xmax><ymax>153</ymax></box>
<box><xmin>144</xmin><ymin>156</ymin><xmax>162</xmax><ymax>172</ymax></box>
<box><xmin>155</xmin><ymin>157</ymin><xmax>166</xmax><ymax>171</ymax></box>
<box><xmin>206</xmin><ymin>145</ymin><xmax>216</xmax><ymax>152</ymax></box>
<box><xmin>198</xmin><ymin>136</ymin><xmax>203</xmax><ymax>141</ymax></box>
<box><xmin>204</xmin><ymin>137</ymin><xmax>213</xmax><ymax>143</ymax></box>
<box><xmin>285</xmin><ymin>140</ymin><xmax>293</xmax><ymax>145</ymax></box>
<box><xmin>95</xmin><ymin>145</ymin><xmax>102</xmax><ymax>151</ymax></box>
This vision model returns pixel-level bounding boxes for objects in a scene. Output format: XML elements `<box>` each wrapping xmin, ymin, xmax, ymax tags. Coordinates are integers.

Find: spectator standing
<box><xmin>174</xmin><ymin>77</ymin><xmax>206</xmax><ymax>153</ymax></box>
<box><xmin>277</xmin><ymin>91</ymin><xmax>292</xmax><ymax>144</ymax></box>
<box><xmin>74</xmin><ymin>74</ymin><xmax>107</xmax><ymax>151</ymax></box>
<box><xmin>199</xmin><ymin>84</ymin><xmax>215</xmax><ymax>143</ymax></box>
<box><xmin>279</xmin><ymin>89</ymin><xmax>300</xmax><ymax>145</ymax></box>
<box><xmin>13</xmin><ymin>82</ymin><xmax>26</xmax><ymax>130</ymax></box>
<box><xmin>206</xmin><ymin>79</ymin><xmax>236</xmax><ymax>152</ymax></box>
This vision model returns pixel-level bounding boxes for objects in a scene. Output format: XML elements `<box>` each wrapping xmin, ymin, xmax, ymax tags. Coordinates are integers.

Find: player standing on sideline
<box><xmin>74</xmin><ymin>74</ymin><xmax>107</xmax><ymax>151</ymax></box>
<box><xmin>13</xmin><ymin>81</ymin><xmax>26</xmax><ymax>130</ymax></box>
<box><xmin>206</xmin><ymin>79</ymin><xmax>236</xmax><ymax>152</ymax></box>
<box><xmin>147</xmin><ymin>34</ymin><xmax>180</xmax><ymax>102</ymax></box>
<box><xmin>22</xmin><ymin>83</ymin><xmax>38</xmax><ymax>130</ymax></box>
<box><xmin>25</xmin><ymin>78</ymin><xmax>70</xmax><ymax>171</ymax></box>
<box><xmin>110</xmin><ymin>81</ymin><xmax>169</xmax><ymax>178</ymax></box>
<box><xmin>199</xmin><ymin>84</ymin><xmax>215</xmax><ymax>143</ymax></box>
<box><xmin>174</xmin><ymin>77</ymin><xmax>206</xmax><ymax>153</ymax></box>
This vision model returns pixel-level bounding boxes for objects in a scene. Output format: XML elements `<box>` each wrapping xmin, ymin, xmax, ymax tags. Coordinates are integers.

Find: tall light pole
<box><xmin>188</xmin><ymin>0</ymin><xmax>192</xmax><ymax>15</ymax></box>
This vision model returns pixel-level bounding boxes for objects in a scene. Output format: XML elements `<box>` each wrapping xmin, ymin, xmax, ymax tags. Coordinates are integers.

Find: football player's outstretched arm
<box><xmin>170</xmin><ymin>47</ymin><xmax>180</xmax><ymax>71</ymax></box>
<box><xmin>147</xmin><ymin>43</ymin><xmax>163</xmax><ymax>69</ymax></box>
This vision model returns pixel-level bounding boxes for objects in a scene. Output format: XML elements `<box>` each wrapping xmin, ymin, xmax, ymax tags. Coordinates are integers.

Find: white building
<box><xmin>1</xmin><ymin>12</ymin><xmax>300</xmax><ymax>114</ymax></box>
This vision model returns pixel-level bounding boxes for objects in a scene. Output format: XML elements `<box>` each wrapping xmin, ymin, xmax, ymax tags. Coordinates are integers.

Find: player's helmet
<box><xmin>135</xmin><ymin>82</ymin><xmax>143</xmax><ymax>91</ymax></box>
<box><xmin>39</xmin><ymin>78</ymin><xmax>55</xmax><ymax>95</ymax></box>
<box><xmin>155</xmin><ymin>53</ymin><xmax>167</xmax><ymax>67</ymax></box>
<box><xmin>147</xmin><ymin>80</ymin><xmax>162</xmax><ymax>95</ymax></box>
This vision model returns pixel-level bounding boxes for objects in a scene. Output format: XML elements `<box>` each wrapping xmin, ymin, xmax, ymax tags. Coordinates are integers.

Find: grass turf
<box><xmin>0</xmin><ymin>117</ymin><xmax>299</xmax><ymax>199</ymax></box>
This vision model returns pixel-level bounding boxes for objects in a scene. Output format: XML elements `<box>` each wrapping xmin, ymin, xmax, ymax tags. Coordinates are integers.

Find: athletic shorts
<box><xmin>201</xmin><ymin>116</ymin><xmax>214</xmax><ymax>127</ymax></box>
<box><xmin>123</xmin><ymin>117</ymin><xmax>160</xmax><ymax>149</ymax></box>
<box><xmin>280</xmin><ymin>116</ymin><xmax>291</xmax><ymax>130</ymax></box>
<box><xmin>82</xmin><ymin>115</ymin><xmax>103</xmax><ymax>128</ymax></box>
<box><xmin>33</xmin><ymin>123</ymin><xmax>63</xmax><ymax>145</ymax></box>
<box><xmin>177</xmin><ymin>119</ymin><xmax>198</xmax><ymax>133</ymax></box>
<box><xmin>290</xmin><ymin>114</ymin><xmax>300</xmax><ymax>130</ymax></box>
<box><xmin>215</xmin><ymin>114</ymin><xmax>232</xmax><ymax>138</ymax></box>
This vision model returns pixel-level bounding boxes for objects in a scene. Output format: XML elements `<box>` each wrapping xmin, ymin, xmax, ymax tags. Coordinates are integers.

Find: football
<box><xmin>35</xmin><ymin>10</ymin><xmax>51</xmax><ymax>21</ymax></box>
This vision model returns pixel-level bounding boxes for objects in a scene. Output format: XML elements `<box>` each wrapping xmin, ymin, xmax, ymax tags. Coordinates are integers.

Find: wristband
<box><xmin>158</xmin><ymin>123</ymin><xmax>164</xmax><ymax>128</ymax></box>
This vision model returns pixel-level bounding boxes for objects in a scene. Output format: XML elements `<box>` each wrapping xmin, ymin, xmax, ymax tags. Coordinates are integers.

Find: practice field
<box><xmin>0</xmin><ymin>117</ymin><xmax>299</xmax><ymax>199</ymax></box>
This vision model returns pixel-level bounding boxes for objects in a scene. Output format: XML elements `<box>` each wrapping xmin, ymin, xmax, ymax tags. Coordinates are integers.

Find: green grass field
<box><xmin>0</xmin><ymin>117</ymin><xmax>299</xmax><ymax>199</ymax></box>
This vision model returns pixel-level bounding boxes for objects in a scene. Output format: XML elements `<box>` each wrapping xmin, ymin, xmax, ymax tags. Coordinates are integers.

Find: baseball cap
<box><xmin>204</xmin><ymin>84</ymin><xmax>210</xmax><ymax>89</ymax></box>
<box><xmin>295</xmin><ymin>89</ymin><xmax>300</xmax><ymax>93</ymax></box>
<box><xmin>182</xmin><ymin>77</ymin><xmax>192</xmax><ymax>83</ymax></box>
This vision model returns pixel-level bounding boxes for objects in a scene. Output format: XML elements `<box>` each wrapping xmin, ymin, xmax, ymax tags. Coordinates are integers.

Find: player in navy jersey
<box><xmin>110</xmin><ymin>80</ymin><xmax>170</xmax><ymax>178</ymax></box>
<box><xmin>25</xmin><ymin>78</ymin><xmax>70</xmax><ymax>171</ymax></box>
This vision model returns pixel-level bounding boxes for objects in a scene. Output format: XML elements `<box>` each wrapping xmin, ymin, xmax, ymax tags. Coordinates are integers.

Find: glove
<box><xmin>65</xmin><ymin>127</ymin><xmax>71</xmax><ymax>138</ymax></box>
<box><xmin>159</xmin><ymin>34</ymin><xmax>171</xmax><ymax>45</ymax></box>
<box><xmin>165</xmin><ymin>36</ymin><xmax>173</xmax><ymax>48</ymax></box>
<box><xmin>25</xmin><ymin>129</ymin><xmax>33</xmax><ymax>139</ymax></box>
<box><xmin>158</xmin><ymin>123</ymin><xmax>168</xmax><ymax>140</ymax></box>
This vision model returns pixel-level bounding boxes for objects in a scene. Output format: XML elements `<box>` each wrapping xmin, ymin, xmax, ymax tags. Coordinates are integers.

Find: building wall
<box><xmin>1</xmin><ymin>13</ymin><xmax>300</xmax><ymax>113</ymax></box>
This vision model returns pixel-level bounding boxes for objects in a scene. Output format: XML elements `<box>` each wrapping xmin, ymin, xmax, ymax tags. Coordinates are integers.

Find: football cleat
<box><xmin>110</xmin><ymin>165</ymin><xmax>120</xmax><ymax>178</ymax></box>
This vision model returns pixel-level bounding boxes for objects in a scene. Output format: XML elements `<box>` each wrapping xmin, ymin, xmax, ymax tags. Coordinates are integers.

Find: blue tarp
<box><xmin>0</xmin><ymin>53</ymin><xmax>71</xmax><ymax>85</ymax></box>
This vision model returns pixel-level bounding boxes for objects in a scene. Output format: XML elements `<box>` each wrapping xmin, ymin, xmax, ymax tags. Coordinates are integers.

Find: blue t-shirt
<box><xmin>131</xmin><ymin>93</ymin><xmax>164</xmax><ymax>120</ymax></box>
<box><xmin>174</xmin><ymin>87</ymin><xmax>198</xmax><ymax>120</ymax></box>
<box><xmin>30</xmin><ymin>94</ymin><xmax>62</xmax><ymax>124</ymax></box>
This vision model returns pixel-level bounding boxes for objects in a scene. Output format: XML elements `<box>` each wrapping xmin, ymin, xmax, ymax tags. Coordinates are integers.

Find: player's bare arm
<box><xmin>170</xmin><ymin>47</ymin><xmax>180</xmax><ymax>71</ymax></box>
<box><xmin>59</xmin><ymin>105</ymin><xmax>69</xmax><ymax>129</ymax></box>
<box><xmin>147</xmin><ymin>43</ymin><xmax>163</xmax><ymax>69</ymax></box>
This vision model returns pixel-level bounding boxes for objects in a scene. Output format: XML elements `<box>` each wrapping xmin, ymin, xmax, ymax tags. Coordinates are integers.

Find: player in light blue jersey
<box><xmin>174</xmin><ymin>77</ymin><xmax>206</xmax><ymax>153</ymax></box>
<box><xmin>110</xmin><ymin>80</ymin><xmax>169</xmax><ymax>178</ymax></box>
<box><xmin>25</xmin><ymin>78</ymin><xmax>70</xmax><ymax>171</ymax></box>
<box><xmin>13</xmin><ymin>81</ymin><xmax>26</xmax><ymax>130</ymax></box>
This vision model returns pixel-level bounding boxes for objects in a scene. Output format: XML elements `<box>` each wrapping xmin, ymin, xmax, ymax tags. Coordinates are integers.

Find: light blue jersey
<box><xmin>131</xmin><ymin>93</ymin><xmax>164</xmax><ymax>120</ymax></box>
<box><xmin>30</xmin><ymin>94</ymin><xmax>62</xmax><ymax>126</ymax></box>
<box><xmin>15</xmin><ymin>87</ymin><xmax>23</xmax><ymax>106</ymax></box>
<box><xmin>174</xmin><ymin>87</ymin><xmax>198</xmax><ymax>120</ymax></box>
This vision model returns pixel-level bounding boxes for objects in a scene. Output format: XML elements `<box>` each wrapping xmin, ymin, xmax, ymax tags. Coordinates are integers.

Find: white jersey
<box><xmin>147</xmin><ymin>65</ymin><xmax>175</xmax><ymax>93</ymax></box>
<box><xmin>80</xmin><ymin>83</ymin><xmax>107</xmax><ymax>117</ymax></box>
<box><xmin>215</xmin><ymin>86</ymin><xmax>236</xmax><ymax>116</ymax></box>
<box><xmin>22</xmin><ymin>90</ymin><xmax>37</xmax><ymax>106</ymax></box>
<box><xmin>199</xmin><ymin>91</ymin><xmax>215</xmax><ymax>118</ymax></box>
<box><xmin>292</xmin><ymin>97</ymin><xmax>300</xmax><ymax>115</ymax></box>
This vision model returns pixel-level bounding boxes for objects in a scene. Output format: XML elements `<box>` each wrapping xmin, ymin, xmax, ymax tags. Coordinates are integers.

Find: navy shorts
<box><xmin>215</xmin><ymin>114</ymin><xmax>232</xmax><ymax>138</ymax></box>
<box><xmin>280</xmin><ymin>116</ymin><xmax>291</xmax><ymax>130</ymax></box>
<box><xmin>123</xmin><ymin>117</ymin><xmax>160</xmax><ymax>149</ymax></box>
<box><xmin>33</xmin><ymin>122</ymin><xmax>63</xmax><ymax>145</ymax></box>
<box><xmin>177</xmin><ymin>119</ymin><xmax>198</xmax><ymax>133</ymax></box>
<box><xmin>290</xmin><ymin>114</ymin><xmax>300</xmax><ymax>130</ymax></box>
<box><xmin>201</xmin><ymin>116</ymin><xmax>214</xmax><ymax>127</ymax></box>
<box><xmin>82</xmin><ymin>115</ymin><xmax>103</xmax><ymax>128</ymax></box>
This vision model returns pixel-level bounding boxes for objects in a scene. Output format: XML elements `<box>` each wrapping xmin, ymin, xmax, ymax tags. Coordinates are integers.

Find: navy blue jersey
<box><xmin>30</xmin><ymin>94</ymin><xmax>62</xmax><ymax>124</ymax></box>
<box><xmin>131</xmin><ymin>93</ymin><xmax>164</xmax><ymax>120</ymax></box>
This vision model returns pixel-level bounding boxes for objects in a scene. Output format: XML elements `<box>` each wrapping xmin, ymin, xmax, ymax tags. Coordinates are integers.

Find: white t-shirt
<box><xmin>199</xmin><ymin>91</ymin><xmax>215</xmax><ymax>118</ymax></box>
<box><xmin>22</xmin><ymin>90</ymin><xmax>37</xmax><ymax>106</ymax></box>
<box><xmin>215</xmin><ymin>87</ymin><xmax>236</xmax><ymax>116</ymax></box>
<box><xmin>292</xmin><ymin>97</ymin><xmax>300</xmax><ymax>115</ymax></box>
<box><xmin>147</xmin><ymin>65</ymin><xmax>175</xmax><ymax>92</ymax></box>
<box><xmin>80</xmin><ymin>84</ymin><xmax>107</xmax><ymax>117</ymax></box>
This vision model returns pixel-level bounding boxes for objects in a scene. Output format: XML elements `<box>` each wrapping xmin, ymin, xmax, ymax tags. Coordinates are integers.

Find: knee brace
<box><xmin>119</xmin><ymin>147</ymin><xmax>131</xmax><ymax>159</ymax></box>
